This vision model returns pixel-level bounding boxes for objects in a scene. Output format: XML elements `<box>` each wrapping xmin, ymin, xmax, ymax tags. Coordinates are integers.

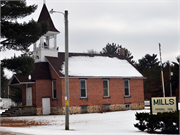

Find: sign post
<box><xmin>159</xmin><ymin>43</ymin><xmax>165</xmax><ymax>97</ymax></box>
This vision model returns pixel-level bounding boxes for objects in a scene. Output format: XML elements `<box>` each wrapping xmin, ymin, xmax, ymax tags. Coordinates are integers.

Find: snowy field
<box><xmin>0</xmin><ymin>109</ymin><xmax>162</xmax><ymax>135</ymax></box>
<box><xmin>0</xmin><ymin>104</ymin><xmax>179</xmax><ymax>135</ymax></box>
<box><xmin>0</xmin><ymin>109</ymin><xmax>6</xmax><ymax>114</ymax></box>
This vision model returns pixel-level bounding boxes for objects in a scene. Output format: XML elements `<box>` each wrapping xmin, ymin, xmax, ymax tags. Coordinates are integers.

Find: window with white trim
<box><xmin>103</xmin><ymin>79</ymin><xmax>109</xmax><ymax>97</ymax></box>
<box><xmin>124</xmin><ymin>79</ymin><xmax>130</xmax><ymax>96</ymax></box>
<box><xmin>52</xmin><ymin>80</ymin><xmax>56</xmax><ymax>99</ymax></box>
<box><xmin>80</xmin><ymin>79</ymin><xmax>87</xmax><ymax>98</ymax></box>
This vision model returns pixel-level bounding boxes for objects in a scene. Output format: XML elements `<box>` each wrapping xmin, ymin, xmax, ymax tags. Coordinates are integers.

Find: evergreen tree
<box><xmin>0</xmin><ymin>1</ymin><xmax>48</xmax><ymax>78</ymax></box>
<box><xmin>160</xmin><ymin>59</ymin><xmax>179</xmax><ymax>98</ymax></box>
<box><xmin>163</xmin><ymin>61</ymin><xmax>171</xmax><ymax>97</ymax></box>
<box><xmin>145</xmin><ymin>65</ymin><xmax>162</xmax><ymax>97</ymax></box>
<box><xmin>135</xmin><ymin>54</ymin><xmax>161</xmax><ymax>99</ymax></box>
<box><xmin>1</xmin><ymin>1</ymin><xmax>48</xmax><ymax>52</ymax></box>
<box><xmin>100</xmin><ymin>43</ymin><xmax>120</xmax><ymax>55</ymax></box>
<box><xmin>1</xmin><ymin>67</ymin><xmax>6</xmax><ymax>88</ymax></box>
<box><xmin>1</xmin><ymin>67</ymin><xmax>8</xmax><ymax>97</ymax></box>
<box><xmin>100</xmin><ymin>43</ymin><xmax>135</xmax><ymax>63</ymax></box>
<box><xmin>171</xmin><ymin>56</ymin><xmax>179</xmax><ymax>98</ymax></box>
<box><xmin>135</xmin><ymin>54</ymin><xmax>159</xmax><ymax>73</ymax></box>
<box><xmin>136</xmin><ymin>54</ymin><xmax>179</xmax><ymax>100</ymax></box>
<box><xmin>123</xmin><ymin>47</ymin><xmax>135</xmax><ymax>64</ymax></box>
<box><xmin>9</xmin><ymin>86</ymin><xmax>22</xmax><ymax>104</ymax></box>
<box><xmin>1</xmin><ymin>54</ymin><xmax>34</xmax><ymax>77</ymax></box>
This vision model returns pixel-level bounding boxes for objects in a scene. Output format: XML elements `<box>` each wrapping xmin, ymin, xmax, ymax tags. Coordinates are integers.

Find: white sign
<box><xmin>151</xmin><ymin>97</ymin><xmax>178</xmax><ymax>114</ymax></box>
<box><xmin>65</xmin><ymin>96</ymin><xmax>67</xmax><ymax>100</ymax></box>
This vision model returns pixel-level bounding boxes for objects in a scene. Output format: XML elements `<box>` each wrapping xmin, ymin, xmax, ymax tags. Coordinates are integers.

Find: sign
<box><xmin>65</xmin><ymin>96</ymin><xmax>67</xmax><ymax>100</ymax></box>
<box><xmin>150</xmin><ymin>97</ymin><xmax>178</xmax><ymax>114</ymax></box>
<box><xmin>65</xmin><ymin>100</ymin><xmax>69</xmax><ymax>106</ymax></box>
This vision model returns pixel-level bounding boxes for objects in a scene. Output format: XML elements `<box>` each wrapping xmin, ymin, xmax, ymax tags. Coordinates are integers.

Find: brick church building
<box><xmin>9</xmin><ymin>4</ymin><xmax>145</xmax><ymax>115</ymax></box>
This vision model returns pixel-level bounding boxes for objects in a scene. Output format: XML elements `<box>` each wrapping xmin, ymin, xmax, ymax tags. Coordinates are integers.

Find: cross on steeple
<box><xmin>43</xmin><ymin>0</ymin><xmax>46</xmax><ymax>4</ymax></box>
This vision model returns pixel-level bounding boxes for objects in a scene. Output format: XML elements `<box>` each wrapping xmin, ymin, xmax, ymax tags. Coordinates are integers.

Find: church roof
<box><xmin>46</xmin><ymin>52</ymin><xmax>144</xmax><ymax>78</ymax></box>
<box><xmin>9</xmin><ymin>53</ymin><xmax>144</xmax><ymax>85</ymax></box>
<box><xmin>9</xmin><ymin>62</ymin><xmax>52</xmax><ymax>85</ymax></box>
<box><xmin>38</xmin><ymin>4</ymin><xmax>59</xmax><ymax>33</ymax></box>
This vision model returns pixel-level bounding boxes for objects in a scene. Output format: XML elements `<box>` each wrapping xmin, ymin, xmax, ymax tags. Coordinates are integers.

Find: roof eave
<box><xmin>58</xmin><ymin>75</ymin><xmax>146</xmax><ymax>79</ymax></box>
<box><xmin>44</xmin><ymin>31</ymin><xmax>60</xmax><ymax>37</ymax></box>
<box><xmin>8</xmin><ymin>75</ymin><xmax>20</xmax><ymax>85</ymax></box>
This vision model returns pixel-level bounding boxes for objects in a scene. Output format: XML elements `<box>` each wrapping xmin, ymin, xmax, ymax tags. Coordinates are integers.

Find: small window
<box><xmin>103</xmin><ymin>80</ymin><xmax>109</xmax><ymax>97</ymax></box>
<box><xmin>80</xmin><ymin>105</ymin><xmax>88</xmax><ymax>113</ymax></box>
<box><xmin>125</xmin><ymin>103</ymin><xmax>131</xmax><ymax>110</ymax></box>
<box><xmin>103</xmin><ymin>104</ymin><xmax>111</xmax><ymax>112</ymax></box>
<box><xmin>80</xmin><ymin>79</ymin><xmax>87</xmax><ymax>98</ymax></box>
<box><xmin>52</xmin><ymin>80</ymin><xmax>56</xmax><ymax>99</ymax></box>
<box><xmin>124</xmin><ymin>79</ymin><xmax>130</xmax><ymax>96</ymax></box>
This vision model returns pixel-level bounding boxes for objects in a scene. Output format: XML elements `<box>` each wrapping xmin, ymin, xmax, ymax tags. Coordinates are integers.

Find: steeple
<box><xmin>33</xmin><ymin>3</ymin><xmax>59</xmax><ymax>63</ymax></box>
<box><xmin>38</xmin><ymin>4</ymin><xmax>59</xmax><ymax>33</ymax></box>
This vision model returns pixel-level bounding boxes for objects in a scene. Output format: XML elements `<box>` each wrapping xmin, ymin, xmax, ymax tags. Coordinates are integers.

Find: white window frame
<box><xmin>52</xmin><ymin>80</ymin><xmax>57</xmax><ymax>99</ymax></box>
<box><xmin>124</xmin><ymin>79</ymin><xmax>130</xmax><ymax>97</ymax></box>
<box><xmin>80</xmin><ymin>79</ymin><xmax>87</xmax><ymax>98</ymax></box>
<box><xmin>103</xmin><ymin>79</ymin><xmax>109</xmax><ymax>97</ymax></box>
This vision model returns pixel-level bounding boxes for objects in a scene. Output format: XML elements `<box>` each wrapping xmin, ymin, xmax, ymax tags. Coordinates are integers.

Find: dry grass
<box><xmin>0</xmin><ymin>118</ymin><xmax>49</xmax><ymax>127</ymax></box>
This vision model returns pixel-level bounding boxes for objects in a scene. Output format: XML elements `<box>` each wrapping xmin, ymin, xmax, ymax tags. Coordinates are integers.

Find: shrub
<box><xmin>134</xmin><ymin>112</ymin><xmax>148</xmax><ymax>131</ymax></box>
<box><xmin>134</xmin><ymin>111</ymin><xmax>179</xmax><ymax>134</ymax></box>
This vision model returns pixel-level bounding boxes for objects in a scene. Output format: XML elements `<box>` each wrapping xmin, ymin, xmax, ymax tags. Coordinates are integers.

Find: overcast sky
<box><xmin>1</xmin><ymin>0</ymin><xmax>179</xmax><ymax>78</ymax></box>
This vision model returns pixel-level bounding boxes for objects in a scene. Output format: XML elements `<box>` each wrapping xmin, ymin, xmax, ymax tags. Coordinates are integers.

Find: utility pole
<box><xmin>169</xmin><ymin>62</ymin><xmax>172</xmax><ymax>97</ymax></box>
<box><xmin>50</xmin><ymin>9</ymin><xmax>69</xmax><ymax>130</ymax></box>
<box><xmin>64</xmin><ymin>10</ymin><xmax>69</xmax><ymax>130</ymax></box>
<box><xmin>159</xmin><ymin>43</ymin><xmax>165</xmax><ymax>97</ymax></box>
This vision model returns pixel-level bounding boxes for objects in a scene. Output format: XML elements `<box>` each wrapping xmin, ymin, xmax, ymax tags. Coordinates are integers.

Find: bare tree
<box><xmin>87</xmin><ymin>49</ymin><xmax>99</xmax><ymax>54</ymax></box>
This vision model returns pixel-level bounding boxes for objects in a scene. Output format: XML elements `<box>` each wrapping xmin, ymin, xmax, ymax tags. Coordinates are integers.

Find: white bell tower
<box><xmin>33</xmin><ymin>3</ymin><xmax>60</xmax><ymax>63</ymax></box>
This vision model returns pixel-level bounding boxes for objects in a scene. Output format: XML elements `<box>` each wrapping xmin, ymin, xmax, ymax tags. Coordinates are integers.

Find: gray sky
<box><xmin>1</xmin><ymin>0</ymin><xmax>179</xmax><ymax>78</ymax></box>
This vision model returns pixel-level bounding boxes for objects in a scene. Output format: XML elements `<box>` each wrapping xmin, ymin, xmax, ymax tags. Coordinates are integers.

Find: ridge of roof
<box><xmin>38</xmin><ymin>4</ymin><xmax>59</xmax><ymax>32</ymax></box>
<box><xmin>56</xmin><ymin>52</ymin><xmax>127</xmax><ymax>59</ymax></box>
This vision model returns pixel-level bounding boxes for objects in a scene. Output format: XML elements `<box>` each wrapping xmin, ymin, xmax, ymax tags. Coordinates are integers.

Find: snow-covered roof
<box><xmin>60</xmin><ymin>56</ymin><xmax>143</xmax><ymax>78</ymax></box>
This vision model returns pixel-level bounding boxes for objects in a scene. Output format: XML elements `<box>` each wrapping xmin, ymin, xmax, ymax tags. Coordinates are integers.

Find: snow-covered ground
<box><xmin>0</xmin><ymin>104</ymin><xmax>179</xmax><ymax>135</ymax></box>
<box><xmin>0</xmin><ymin>109</ymin><xmax>6</xmax><ymax>114</ymax></box>
<box><xmin>0</xmin><ymin>109</ymin><xmax>160</xmax><ymax>135</ymax></box>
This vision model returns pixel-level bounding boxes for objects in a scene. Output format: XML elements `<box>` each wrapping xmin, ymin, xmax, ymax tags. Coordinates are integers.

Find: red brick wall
<box><xmin>48</xmin><ymin>64</ymin><xmax>63</xmax><ymax>107</ymax></box>
<box><xmin>33</xmin><ymin>63</ymin><xmax>144</xmax><ymax>109</ymax></box>
<box><xmin>21</xmin><ymin>83</ymin><xmax>36</xmax><ymax>106</ymax></box>
<box><xmin>60</xmin><ymin>78</ymin><xmax>144</xmax><ymax>107</ymax></box>
<box><xmin>124</xmin><ymin>79</ymin><xmax>144</xmax><ymax>103</ymax></box>
<box><xmin>35</xmin><ymin>80</ymin><xmax>52</xmax><ymax>108</ymax></box>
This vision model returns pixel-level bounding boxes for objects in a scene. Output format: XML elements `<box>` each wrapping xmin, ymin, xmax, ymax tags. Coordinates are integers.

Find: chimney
<box><xmin>119</xmin><ymin>48</ymin><xmax>125</xmax><ymax>56</ymax></box>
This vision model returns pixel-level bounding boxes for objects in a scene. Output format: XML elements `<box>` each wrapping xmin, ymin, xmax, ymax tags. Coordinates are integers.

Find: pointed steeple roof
<box><xmin>38</xmin><ymin>4</ymin><xmax>59</xmax><ymax>33</ymax></box>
